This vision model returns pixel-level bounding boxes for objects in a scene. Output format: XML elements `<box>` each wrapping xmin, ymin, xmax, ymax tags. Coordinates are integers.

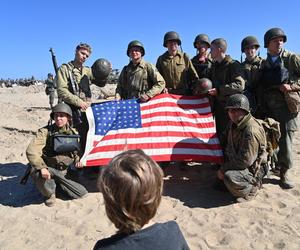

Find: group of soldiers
<box><xmin>0</xmin><ymin>76</ymin><xmax>40</xmax><ymax>87</ymax></box>
<box><xmin>115</xmin><ymin>27</ymin><xmax>300</xmax><ymax>201</ymax></box>
<box><xmin>25</xmin><ymin>27</ymin><xmax>300</xmax><ymax>206</ymax></box>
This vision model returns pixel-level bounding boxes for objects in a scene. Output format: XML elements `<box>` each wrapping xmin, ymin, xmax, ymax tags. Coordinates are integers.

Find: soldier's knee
<box><xmin>223</xmin><ymin>170</ymin><xmax>235</xmax><ymax>183</ymax></box>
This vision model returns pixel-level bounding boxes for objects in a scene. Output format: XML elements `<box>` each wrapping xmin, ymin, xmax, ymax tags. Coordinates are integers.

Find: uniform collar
<box><xmin>129</xmin><ymin>58</ymin><xmax>146</xmax><ymax>69</ymax></box>
<box><xmin>215</xmin><ymin>55</ymin><xmax>232</xmax><ymax>66</ymax></box>
<box><xmin>163</xmin><ymin>50</ymin><xmax>183</xmax><ymax>59</ymax></box>
<box><xmin>244</xmin><ymin>55</ymin><xmax>262</xmax><ymax>65</ymax></box>
<box><xmin>236</xmin><ymin>113</ymin><xmax>252</xmax><ymax>130</ymax></box>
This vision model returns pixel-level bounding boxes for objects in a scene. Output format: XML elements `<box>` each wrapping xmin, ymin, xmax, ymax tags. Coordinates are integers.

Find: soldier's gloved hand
<box><xmin>140</xmin><ymin>94</ymin><xmax>150</xmax><ymax>102</ymax></box>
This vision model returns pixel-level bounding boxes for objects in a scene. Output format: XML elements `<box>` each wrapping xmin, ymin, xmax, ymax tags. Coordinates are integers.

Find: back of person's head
<box><xmin>211</xmin><ymin>38</ymin><xmax>227</xmax><ymax>53</ymax></box>
<box><xmin>99</xmin><ymin>149</ymin><xmax>163</xmax><ymax>234</ymax></box>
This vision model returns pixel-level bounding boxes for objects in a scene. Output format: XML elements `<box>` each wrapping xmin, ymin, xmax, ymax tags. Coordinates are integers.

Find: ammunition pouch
<box><xmin>53</xmin><ymin>134</ymin><xmax>81</xmax><ymax>153</ymax></box>
<box><xmin>284</xmin><ymin>91</ymin><xmax>300</xmax><ymax>113</ymax></box>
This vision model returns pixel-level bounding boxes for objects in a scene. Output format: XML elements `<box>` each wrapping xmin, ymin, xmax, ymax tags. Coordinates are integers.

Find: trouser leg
<box><xmin>277</xmin><ymin>126</ymin><xmax>294</xmax><ymax>170</ymax></box>
<box><xmin>223</xmin><ymin>169</ymin><xmax>256</xmax><ymax>198</ymax></box>
<box><xmin>49</xmin><ymin>92</ymin><xmax>55</xmax><ymax>108</ymax></box>
<box><xmin>30</xmin><ymin>169</ymin><xmax>56</xmax><ymax>198</ymax></box>
<box><xmin>48</xmin><ymin>168</ymin><xmax>88</xmax><ymax>199</ymax></box>
<box><xmin>74</xmin><ymin>112</ymin><xmax>89</xmax><ymax>156</ymax></box>
<box><xmin>214</xmin><ymin>103</ymin><xmax>229</xmax><ymax>147</ymax></box>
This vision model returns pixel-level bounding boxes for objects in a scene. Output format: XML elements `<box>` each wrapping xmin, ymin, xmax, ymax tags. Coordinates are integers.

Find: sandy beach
<box><xmin>1</xmin><ymin>85</ymin><xmax>300</xmax><ymax>250</ymax></box>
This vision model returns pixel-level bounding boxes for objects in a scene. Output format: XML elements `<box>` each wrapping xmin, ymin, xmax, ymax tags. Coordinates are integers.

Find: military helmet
<box><xmin>196</xmin><ymin>78</ymin><xmax>212</xmax><ymax>94</ymax></box>
<box><xmin>241</xmin><ymin>36</ymin><xmax>260</xmax><ymax>52</ymax></box>
<box><xmin>91</xmin><ymin>58</ymin><xmax>112</xmax><ymax>81</ymax></box>
<box><xmin>264</xmin><ymin>28</ymin><xmax>287</xmax><ymax>48</ymax></box>
<box><xmin>126</xmin><ymin>40</ymin><xmax>145</xmax><ymax>57</ymax></box>
<box><xmin>48</xmin><ymin>73</ymin><xmax>53</xmax><ymax>78</ymax></box>
<box><xmin>50</xmin><ymin>103</ymin><xmax>73</xmax><ymax>119</ymax></box>
<box><xmin>225</xmin><ymin>94</ymin><xmax>250</xmax><ymax>113</ymax></box>
<box><xmin>163</xmin><ymin>31</ymin><xmax>181</xmax><ymax>47</ymax></box>
<box><xmin>193</xmin><ymin>34</ymin><xmax>210</xmax><ymax>48</ymax></box>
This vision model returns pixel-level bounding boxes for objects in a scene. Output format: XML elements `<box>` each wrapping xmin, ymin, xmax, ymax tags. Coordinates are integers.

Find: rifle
<box><xmin>68</xmin><ymin>70</ymin><xmax>83</xmax><ymax>125</ymax></box>
<box><xmin>49</xmin><ymin>48</ymin><xmax>59</xmax><ymax>74</ymax></box>
<box><xmin>20</xmin><ymin>164</ymin><xmax>32</xmax><ymax>185</ymax></box>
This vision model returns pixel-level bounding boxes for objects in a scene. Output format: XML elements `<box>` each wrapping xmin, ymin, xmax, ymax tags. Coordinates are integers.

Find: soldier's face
<box><xmin>227</xmin><ymin>108</ymin><xmax>246</xmax><ymax>124</ymax></box>
<box><xmin>196</xmin><ymin>42</ymin><xmax>209</xmax><ymax>54</ymax></box>
<box><xmin>54</xmin><ymin>112</ymin><xmax>69</xmax><ymax>128</ymax></box>
<box><xmin>167</xmin><ymin>40</ymin><xmax>178</xmax><ymax>52</ymax></box>
<box><xmin>129</xmin><ymin>46</ymin><xmax>142</xmax><ymax>61</ymax></box>
<box><xmin>210</xmin><ymin>44</ymin><xmax>220</xmax><ymax>60</ymax></box>
<box><xmin>244</xmin><ymin>46</ymin><xmax>258</xmax><ymax>60</ymax></box>
<box><xmin>268</xmin><ymin>37</ymin><xmax>284</xmax><ymax>55</ymax></box>
<box><xmin>75</xmin><ymin>48</ymin><xmax>90</xmax><ymax>64</ymax></box>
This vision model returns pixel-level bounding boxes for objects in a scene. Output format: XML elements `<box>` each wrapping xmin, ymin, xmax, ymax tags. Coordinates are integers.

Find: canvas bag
<box><xmin>53</xmin><ymin>134</ymin><xmax>81</xmax><ymax>153</ymax></box>
<box><xmin>284</xmin><ymin>91</ymin><xmax>300</xmax><ymax>113</ymax></box>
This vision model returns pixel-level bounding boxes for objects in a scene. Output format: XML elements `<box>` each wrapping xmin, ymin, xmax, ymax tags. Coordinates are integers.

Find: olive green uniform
<box><xmin>45</xmin><ymin>77</ymin><xmax>56</xmax><ymax>108</ymax></box>
<box><xmin>210</xmin><ymin>55</ymin><xmax>245</xmax><ymax>143</ymax></box>
<box><xmin>259</xmin><ymin>49</ymin><xmax>300</xmax><ymax>170</ymax></box>
<box><xmin>241</xmin><ymin>55</ymin><xmax>262</xmax><ymax>115</ymax></box>
<box><xmin>56</xmin><ymin>61</ymin><xmax>93</xmax><ymax>108</ymax></box>
<box><xmin>221</xmin><ymin>113</ymin><xmax>267</xmax><ymax>198</ymax></box>
<box><xmin>26</xmin><ymin>124</ymin><xmax>87</xmax><ymax>199</ymax></box>
<box><xmin>56</xmin><ymin>61</ymin><xmax>94</xmax><ymax>151</ymax></box>
<box><xmin>116</xmin><ymin>59</ymin><xmax>165</xmax><ymax>99</ymax></box>
<box><xmin>191</xmin><ymin>54</ymin><xmax>213</xmax><ymax>79</ymax></box>
<box><xmin>156</xmin><ymin>51</ymin><xmax>199</xmax><ymax>95</ymax></box>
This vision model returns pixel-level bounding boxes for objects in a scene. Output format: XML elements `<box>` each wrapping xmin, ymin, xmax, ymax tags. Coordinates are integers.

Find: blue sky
<box><xmin>1</xmin><ymin>0</ymin><xmax>299</xmax><ymax>79</ymax></box>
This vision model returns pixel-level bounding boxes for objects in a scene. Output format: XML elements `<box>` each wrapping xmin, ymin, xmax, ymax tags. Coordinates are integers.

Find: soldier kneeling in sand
<box><xmin>217</xmin><ymin>94</ymin><xmax>268</xmax><ymax>203</ymax></box>
<box><xmin>26</xmin><ymin>103</ymin><xmax>88</xmax><ymax>206</ymax></box>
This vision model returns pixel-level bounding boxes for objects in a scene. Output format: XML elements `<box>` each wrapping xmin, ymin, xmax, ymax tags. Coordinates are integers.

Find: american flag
<box><xmin>81</xmin><ymin>93</ymin><xmax>223</xmax><ymax>166</ymax></box>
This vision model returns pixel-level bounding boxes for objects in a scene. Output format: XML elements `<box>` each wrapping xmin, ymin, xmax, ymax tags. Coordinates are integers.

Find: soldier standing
<box><xmin>116</xmin><ymin>40</ymin><xmax>165</xmax><ymax>101</ymax></box>
<box><xmin>217</xmin><ymin>94</ymin><xmax>268</xmax><ymax>203</ymax></box>
<box><xmin>56</xmin><ymin>43</ymin><xmax>93</xmax><ymax>154</ymax></box>
<box><xmin>45</xmin><ymin>73</ymin><xmax>56</xmax><ymax>108</ymax></box>
<box><xmin>191</xmin><ymin>34</ymin><xmax>212</xmax><ymax>79</ymax></box>
<box><xmin>56</xmin><ymin>43</ymin><xmax>93</xmax><ymax>123</ymax></box>
<box><xmin>208</xmin><ymin>38</ymin><xmax>245</xmax><ymax>144</ymax></box>
<box><xmin>56</xmin><ymin>43</ymin><xmax>111</xmax><ymax>153</ymax></box>
<box><xmin>156</xmin><ymin>31</ymin><xmax>199</xmax><ymax>95</ymax></box>
<box><xmin>259</xmin><ymin>28</ymin><xmax>300</xmax><ymax>189</ymax></box>
<box><xmin>26</xmin><ymin>103</ymin><xmax>88</xmax><ymax>206</ymax></box>
<box><xmin>240</xmin><ymin>36</ymin><xmax>263</xmax><ymax>116</ymax></box>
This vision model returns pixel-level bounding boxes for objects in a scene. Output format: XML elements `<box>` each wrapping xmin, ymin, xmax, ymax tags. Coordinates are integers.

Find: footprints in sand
<box><xmin>204</xmin><ymin>230</ymin><xmax>232</xmax><ymax>248</ymax></box>
<box><xmin>290</xmin><ymin>189</ymin><xmax>300</xmax><ymax>196</ymax></box>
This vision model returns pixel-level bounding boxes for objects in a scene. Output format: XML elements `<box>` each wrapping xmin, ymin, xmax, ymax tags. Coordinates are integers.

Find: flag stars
<box><xmin>92</xmin><ymin>99</ymin><xmax>142</xmax><ymax>136</ymax></box>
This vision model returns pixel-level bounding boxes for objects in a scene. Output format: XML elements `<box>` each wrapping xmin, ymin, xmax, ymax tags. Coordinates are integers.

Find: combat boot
<box><xmin>45</xmin><ymin>194</ymin><xmax>56</xmax><ymax>207</ymax></box>
<box><xmin>280</xmin><ymin>168</ymin><xmax>294</xmax><ymax>189</ymax></box>
<box><xmin>236</xmin><ymin>185</ymin><xmax>258</xmax><ymax>203</ymax></box>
